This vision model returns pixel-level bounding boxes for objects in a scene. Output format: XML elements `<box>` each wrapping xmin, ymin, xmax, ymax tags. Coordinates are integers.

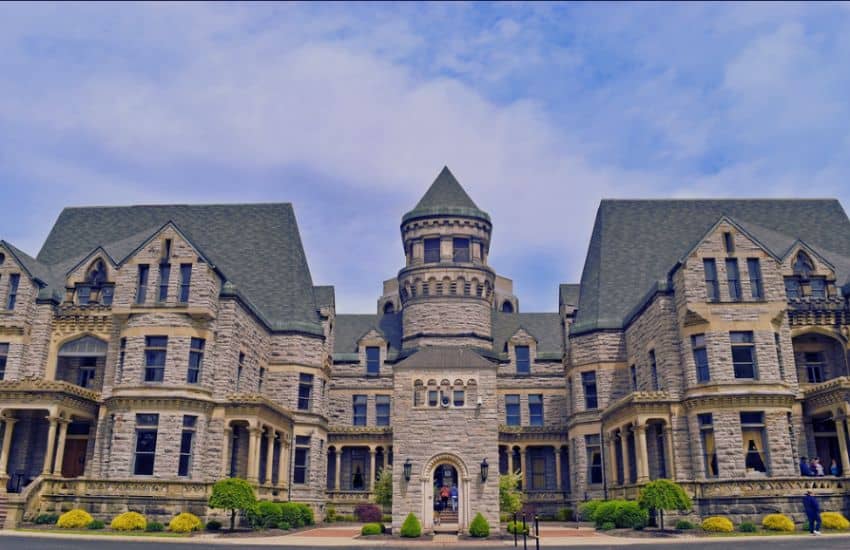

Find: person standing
<box><xmin>440</xmin><ymin>484</ymin><xmax>450</xmax><ymax>511</ymax></box>
<box><xmin>800</xmin><ymin>457</ymin><xmax>812</xmax><ymax>476</ymax></box>
<box><xmin>803</xmin><ymin>490</ymin><xmax>821</xmax><ymax>535</ymax></box>
<box><xmin>450</xmin><ymin>484</ymin><xmax>458</xmax><ymax>512</ymax></box>
<box><xmin>813</xmin><ymin>458</ymin><xmax>825</xmax><ymax>477</ymax></box>
<box><xmin>829</xmin><ymin>458</ymin><xmax>839</xmax><ymax>476</ymax></box>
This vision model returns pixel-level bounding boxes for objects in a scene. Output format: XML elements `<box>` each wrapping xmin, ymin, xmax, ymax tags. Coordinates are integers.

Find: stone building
<box><xmin>1</xmin><ymin>168</ymin><xmax>849</xmax><ymax>532</ymax></box>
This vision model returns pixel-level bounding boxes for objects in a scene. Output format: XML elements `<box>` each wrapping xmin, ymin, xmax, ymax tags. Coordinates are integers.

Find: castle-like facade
<box><xmin>1</xmin><ymin>168</ymin><xmax>849</xmax><ymax>532</ymax></box>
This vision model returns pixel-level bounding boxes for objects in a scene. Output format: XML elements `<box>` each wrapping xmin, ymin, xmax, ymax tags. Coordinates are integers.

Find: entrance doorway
<box><xmin>433</xmin><ymin>464</ymin><xmax>458</xmax><ymax>524</ymax></box>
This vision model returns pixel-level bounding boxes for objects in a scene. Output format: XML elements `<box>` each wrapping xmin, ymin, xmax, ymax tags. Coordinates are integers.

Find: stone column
<box><xmin>0</xmin><ymin>416</ymin><xmax>18</xmax><ymax>477</ymax></box>
<box><xmin>509</xmin><ymin>446</ymin><xmax>516</xmax><ymax>474</ymax></box>
<box><xmin>334</xmin><ymin>445</ymin><xmax>343</xmax><ymax>491</ymax></box>
<box><xmin>277</xmin><ymin>437</ymin><xmax>289</xmax><ymax>488</ymax></box>
<box><xmin>664</xmin><ymin>425</ymin><xmax>677</xmax><ymax>480</ymax></box>
<box><xmin>52</xmin><ymin>419</ymin><xmax>70</xmax><ymax>476</ymax></box>
<box><xmin>369</xmin><ymin>446</ymin><xmax>377</xmax><ymax>491</ymax></box>
<box><xmin>635</xmin><ymin>424</ymin><xmax>650</xmax><ymax>482</ymax></box>
<box><xmin>382</xmin><ymin>447</ymin><xmax>387</xmax><ymax>470</ymax></box>
<box><xmin>221</xmin><ymin>425</ymin><xmax>233</xmax><ymax>477</ymax></box>
<box><xmin>606</xmin><ymin>433</ymin><xmax>618</xmax><ymax>485</ymax></box>
<box><xmin>265</xmin><ymin>429</ymin><xmax>275</xmax><ymax>485</ymax></box>
<box><xmin>518</xmin><ymin>445</ymin><xmax>526</xmax><ymax>489</ymax></box>
<box><xmin>834</xmin><ymin>415</ymin><xmax>850</xmax><ymax>476</ymax></box>
<box><xmin>247</xmin><ymin>426</ymin><xmax>261</xmax><ymax>482</ymax></box>
<box><xmin>554</xmin><ymin>445</ymin><xmax>562</xmax><ymax>492</ymax></box>
<box><xmin>42</xmin><ymin>416</ymin><xmax>60</xmax><ymax>475</ymax></box>
<box><xmin>621</xmin><ymin>428</ymin><xmax>631</xmax><ymax>484</ymax></box>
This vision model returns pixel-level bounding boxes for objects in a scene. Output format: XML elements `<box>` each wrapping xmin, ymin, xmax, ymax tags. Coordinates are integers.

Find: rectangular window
<box><xmin>784</xmin><ymin>277</ymin><xmax>802</xmax><ymax>299</ymax></box>
<box><xmin>236</xmin><ymin>352</ymin><xmax>245</xmax><ymax>391</ymax></box>
<box><xmin>297</xmin><ymin>373</ymin><xmax>313</xmax><ymax>411</ymax></box>
<box><xmin>178</xmin><ymin>415</ymin><xmax>196</xmax><ymax>477</ymax></box>
<box><xmin>0</xmin><ymin>343</ymin><xmax>8</xmax><ymax>380</ymax></box>
<box><xmin>293</xmin><ymin>436</ymin><xmax>310</xmax><ymax>484</ymax></box>
<box><xmin>258</xmin><ymin>367</ymin><xmax>265</xmax><ymax>391</ymax></box>
<box><xmin>77</xmin><ymin>357</ymin><xmax>96</xmax><ymax>388</ymax></box>
<box><xmin>723</xmin><ymin>232</ymin><xmax>735</xmax><ymax>254</ymax></box>
<box><xmin>428</xmin><ymin>390</ymin><xmax>438</xmax><ymax>407</ymax></box>
<box><xmin>117</xmin><ymin>337</ymin><xmax>126</xmax><ymax>381</ymax></box>
<box><xmin>528</xmin><ymin>394</ymin><xmax>544</xmax><ymax>426</ymax></box>
<box><xmin>452</xmin><ymin>237</ymin><xmax>470</xmax><ymax>262</ymax></box>
<box><xmin>810</xmin><ymin>278</ymin><xmax>826</xmax><ymax>299</ymax></box>
<box><xmin>804</xmin><ymin>352</ymin><xmax>825</xmax><ymax>383</ymax></box>
<box><xmin>747</xmin><ymin>258</ymin><xmax>763</xmax><ymax>299</ymax></box>
<box><xmin>158</xmin><ymin>263</ymin><xmax>170</xmax><ymax>301</ymax></box>
<box><xmin>731</xmin><ymin>331</ymin><xmax>757</xmax><ymax>379</ymax></box>
<box><xmin>353</xmin><ymin>395</ymin><xmax>367</xmax><ymax>426</ymax></box>
<box><xmin>726</xmin><ymin>258</ymin><xmax>741</xmax><ymax>301</ymax></box>
<box><xmin>649</xmin><ymin>350</ymin><xmax>659</xmax><ymax>390</ymax></box>
<box><xmin>144</xmin><ymin>336</ymin><xmax>167</xmax><ymax>382</ymax></box>
<box><xmin>505</xmin><ymin>394</ymin><xmax>520</xmax><ymax>426</ymax></box>
<box><xmin>366</xmin><ymin>346</ymin><xmax>380</xmax><ymax>376</ymax></box>
<box><xmin>453</xmin><ymin>390</ymin><xmax>465</xmax><ymax>407</ymax></box>
<box><xmin>136</xmin><ymin>265</ymin><xmax>149</xmax><ymax>304</ymax></box>
<box><xmin>515</xmin><ymin>345</ymin><xmax>530</xmax><ymax>374</ymax></box>
<box><xmin>630</xmin><ymin>365</ymin><xmax>637</xmax><ymax>391</ymax></box>
<box><xmin>692</xmin><ymin>334</ymin><xmax>710</xmax><ymax>382</ymax></box>
<box><xmin>423</xmin><ymin>238</ymin><xmax>441</xmax><ymax>263</ymax></box>
<box><xmin>101</xmin><ymin>285</ymin><xmax>114</xmax><ymax>305</ymax></box>
<box><xmin>740</xmin><ymin>412</ymin><xmax>768</xmax><ymax>473</ymax></box>
<box><xmin>376</xmin><ymin>395</ymin><xmax>390</xmax><ymax>426</ymax></box>
<box><xmin>133</xmin><ymin>413</ymin><xmax>159</xmax><ymax>475</ymax></box>
<box><xmin>585</xmin><ymin>434</ymin><xmax>603</xmax><ymax>484</ymax></box>
<box><xmin>179</xmin><ymin>264</ymin><xmax>192</xmax><ymax>303</ymax></box>
<box><xmin>77</xmin><ymin>285</ymin><xmax>91</xmax><ymax>305</ymax></box>
<box><xmin>6</xmin><ymin>273</ymin><xmax>19</xmax><ymax>310</ymax></box>
<box><xmin>582</xmin><ymin>371</ymin><xmax>598</xmax><ymax>410</ymax></box>
<box><xmin>774</xmin><ymin>333</ymin><xmax>785</xmax><ymax>379</ymax></box>
<box><xmin>698</xmin><ymin>413</ymin><xmax>718</xmax><ymax>477</ymax></box>
<box><xmin>187</xmin><ymin>337</ymin><xmax>204</xmax><ymax>384</ymax></box>
<box><xmin>704</xmin><ymin>259</ymin><xmax>719</xmax><ymax>302</ymax></box>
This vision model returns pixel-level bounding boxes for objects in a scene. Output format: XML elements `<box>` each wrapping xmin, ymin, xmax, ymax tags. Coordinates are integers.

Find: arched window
<box><xmin>383</xmin><ymin>301</ymin><xmax>395</xmax><ymax>314</ymax></box>
<box><xmin>501</xmin><ymin>301</ymin><xmax>514</xmax><ymax>313</ymax></box>
<box><xmin>793</xmin><ymin>251</ymin><xmax>814</xmax><ymax>279</ymax></box>
<box><xmin>86</xmin><ymin>259</ymin><xmax>107</xmax><ymax>287</ymax></box>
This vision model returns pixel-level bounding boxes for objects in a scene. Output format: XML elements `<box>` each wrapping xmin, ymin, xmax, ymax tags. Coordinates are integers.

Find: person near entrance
<box><xmin>450</xmin><ymin>484</ymin><xmax>458</xmax><ymax>512</ymax></box>
<box><xmin>439</xmin><ymin>484</ymin><xmax>450</xmax><ymax>511</ymax></box>
<box><xmin>803</xmin><ymin>491</ymin><xmax>821</xmax><ymax>535</ymax></box>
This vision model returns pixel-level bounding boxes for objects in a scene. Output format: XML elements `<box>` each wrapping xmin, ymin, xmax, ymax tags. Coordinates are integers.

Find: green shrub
<box><xmin>361</xmin><ymin>523</ymin><xmax>383</xmax><ymax>536</ymax></box>
<box><xmin>169</xmin><ymin>513</ymin><xmax>202</xmax><ymax>533</ymax></box>
<box><xmin>591</xmin><ymin>500</ymin><xmax>647</xmax><ymax>529</ymax></box>
<box><xmin>400</xmin><ymin>513</ymin><xmax>421</xmax><ymax>538</ymax></box>
<box><xmin>35</xmin><ymin>513</ymin><xmax>60</xmax><ymax>525</ymax></box>
<box><xmin>208</xmin><ymin>478</ymin><xmax>256</xmax><ymax>531</ymax></box>
<box><xmin>600</xmin><ymin>521</ymin><xmax>616</xmax><ymax>531</ymax></box>
<box><xmin>738</xmin><ymin>521</ymin><xmax>757</xmax><ymax>533</ymax></box>
<box><xmin>336</xmin><ymin>514</ymin><xmax>356</xmax><ymax>522</ymax></box>
<box><xmin>507</xmin><ymin>520</ymin><xmax>529</xmax><ymax>535</ymax></box>
<box><xmin>249</xmin><ymin>501</ymin><xmax>282</xmax><ymax>529</ymax></box>
<box><xmin>556</xmin><ymin>508</ymin><xmax>573</xmax><ymax>522</ymax></box>
<box><xmin>88</xmin><ymin>519</ymin><xmax>105</xmax><ymax>530</ymax></box>
<box><xmin>469</xmin><ymin>513</ymin><xmax>490</xmax><ymax>538</ymax></box>
<box><xmin>325</xmin><ymin>506</ymin><xmax>337</xmax><ymax>523</ymax></box>
<box><xmin>206</xmin><ymin>520</ymin><xmax>222</xmax><ymax>531</ymax></box>
<box><xmin>111</xmin><ymin>511</ymin><xmax>147</xmax><ymax>531</ymax></box>
<box><xmin>638</xmin><ymin>479</ymin><xmax>692</xmax><ymax>531</ymax></box>
<box><xmin>277</xmin><ymin>521</ymin><xmax>291</xmax><ymax>531</ymax></box>
<box><xmin>579</xmin><ymin>500</ymin><xmax>604</xmax><ymax>521</ymax></box>
<box><xmin>382</xmin><ymin>514</ymin><xmax>392</xmax><ymax>523</ymax></box>
<box><xmin>675</xmin><ymin>520</ymin><xmax>695</xmax><ymax>530</ymax></box>
<box><xmin>701</xmin><ymin>516</ymin><xmax>733</xmax><ymax>533</ymax></box>
<box><xmin>145</xmin><ymin>522</ymin><xmax>164</xmax><ymax>532</ymax></box>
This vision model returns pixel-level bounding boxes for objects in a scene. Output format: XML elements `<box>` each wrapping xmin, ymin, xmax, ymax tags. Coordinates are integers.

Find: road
<box><xmin>0</xmin><ymin>534</ymin><xmax>849</xmax><ymax>550</ymax></box>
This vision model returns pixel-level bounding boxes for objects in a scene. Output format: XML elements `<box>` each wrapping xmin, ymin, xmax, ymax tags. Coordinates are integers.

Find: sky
<box><xmin>1</xmin><ymin>2</ymin><xmax>849</xmax><ymax>313</ymax></box>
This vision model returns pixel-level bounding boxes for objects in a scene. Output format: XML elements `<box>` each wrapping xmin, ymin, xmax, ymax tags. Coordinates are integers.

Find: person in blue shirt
<box><xmin>803</xmin><ymin>491</ymin><xmax>821</xmax><ymax>535</ymax></box>
<box><xmin>450</xmin><ymin>485</ymin><xmax>458</xmax><ymax>512</ymax></box>
<box><xmin>799</xmin><ymin>457</ymin><xmax>812</xmax><ymax>476</ymax></box>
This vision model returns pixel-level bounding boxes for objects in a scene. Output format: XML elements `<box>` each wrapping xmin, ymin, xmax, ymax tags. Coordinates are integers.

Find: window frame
<box><xmin>810</xmin><ymin>277</ymin><xmax>827</xmax><ymax>299</ymax></box>
<box><xmin>528</xmin><ymin>394</ymin><xmax>544</xmax><ymax>426</ymax></box>
<box><xmin>6</xmin><ymin>273</ymin><xmax>19</xmax><ymax>310</ymax></box>
<box><xmin>747</xmin><ymin>258</ymin><xmax>763</xmax><ymax>299</ymax></box>
<box><xmin>649</xmin><ymin>349</ymin><xmax>660</xmax><ymax>390</ymax></box>
<box><xmin>784</xmin><ymin>277</ymin><xmax>802</xmax><ymax>299</ymax></box>
<box><xmin>297</xmin><ymin>373</ymin><xmax>313</xmax><ymax>411</ymax></box>
<box><xmin>0</xmin><ymin>342</ymin><xmax>9</xmax><ymax>380</ymax></box>
<box><xmin>158</xmin><ymin>262</ymin><xmax>170</xmax><ymax>302</ymax></box>
<box><xmin>515</xmin><ymin>345</ymin><xmax>530</xmax><ymax>375</ymax></box>
<box><xmin>582</xmin><ymin>371</ymin><xmax>598</xmax><ymax>410</ymax></box>
<box><xmin>505</xmin><ymin>394</ymin><xmax>520</xmax><ymax>426</ymax></box>
<box><xmin>187</xmin><ymin>337</ymin><xmax>204</xmax><ymax>384</ymax></box>
<box><xmin>375</xmin><ymin>395</ymin><xmax>390</xmax><ymax>426</ymax></box>
<box><xmin>178</xmin><ymin>415</ymin><xmax>196</xmax><ymax>477</ymax></box>
<box><xmin>585</xmin><ymin>434</ymin><xmax>603</xmax><ymax>485</ymax></box>
<box><xmin>133</xmin><ymin>413</ymin><xmax>159</xmax><ymax>476</ymax></box>
<box><xmin>143</xmin><ymin>336</ymin><xmax>168</xmax><ymax>383</ymax></box>
<box><xmin>293</xmin><ymin>436</ymin><xmax>310</xmax><ymax>484</ymax></box>
<box><xmin>453</xmin><ymin>390</ymin><xmax>465</xmax><ymax>408</ymax></box>
<box><xmin>704</xmin><ymin>259</ymin><xmax>719</xmax><ymax>302</ymax></box>
<box><xmin>804</xmin><ymin>351</ymin><xmax>825</xmax><ymax>383</ymax></box>
<box><xmin>698</xmin><ymin>413</ymin><xmax>718</xmax><ymax>477</ymax></box>
<box><xmin>179</xmin><ymin>263</ymin><xmax>192</xmax><ymax>303</ymax></box>
<box><xmin>136</xmin><ymin>264</ymin><xmax>149</xmax><ymax>304</ymax></box>
<box><xmin>692</xmin><ymin>334</ymin><xmax>710</xmax><ymax>382</ymax></box>
<box><xmin>730</xmin><ymin>331</ymin><xmax>758</xmax><ymax>379</ymax></box>
<box><xmin>452</xmin><ymin>237</ymin><xmax>470</xmax><ymax>262</ymax></box>
<box><xmin>352</xmin><ymin>394</ymin><xmax>367</xmax><ymax>426</ymax></box>
<box><xmin>740</xmin><ymin>411</ymin><xmax>769</xmax><ymax>474</ymax></box>
<box><xmin>365</xmin><ymin>346</ymin><xmax>380</xmax><ymax>376</ymax></box>
<box><xmin>423</xmin><ymin>238</ymin><xmax>441</xmax><ymax>263</ymax></box>
<box><xmin>726</xmin><ymin>258</ymin><xmax>741</xmax><ymax>301</ymax></box>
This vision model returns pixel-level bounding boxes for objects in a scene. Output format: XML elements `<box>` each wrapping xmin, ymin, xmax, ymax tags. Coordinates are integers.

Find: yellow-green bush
<box><xmin>701</xmin><ymin>516</ymin><xmax>734</xmax><ymax>533</ymax></box>
<box><xmin>57</xmin><ymin>509</ymin><xmax>94</xmax><ymax>529</ymax></box>
<box><xmin>821</xmin><ymin>512</ymin><xmax>850</xmax><ymax>530</ymax></box>
<box><xmin>169</xmin><ymin>512</ymin><xmax>202</xmax><ymax>533</ymax></box>
<box><xmin>761</xmin><ymin>514</ymin><xmax>794</xmax><ymax>532</ymax></box>
<box><xmin>111</xmin><ymin>511</ymin><xmax>147</xmax><ymax>531</ymax></box>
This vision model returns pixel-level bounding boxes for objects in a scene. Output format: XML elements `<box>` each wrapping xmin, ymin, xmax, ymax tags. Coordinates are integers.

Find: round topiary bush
<box><xmin>88</xmin><ymin>519</ymin><xmax>105</xmax><ymax>530</ymax></box>
<box><xmin>701</xmin><ymin>516</ymin><xmax>733</xmax><ymax>533</ymax></box>
<box><xmin>675</xmin><ymin>520</ymin><xmax>695</xmax><ymax>530</ymax></box>
<box><xmin>507</xmin><ymin>520</ymin><xmax>529</xmax><ymax>535</ymax></box>
<box><xmin>57</xmin><ymin>509</ymin><xmax>94</xmax><ymax>529</ymax></box>
<box><xmin>360</xmin><ymin>523</ymin><xmax>382</xmax><ymax>536</ymax></box>
<box><xmin>169</xmin><ymin>512</ymin><xmax>202</xmax><ymax>533</ymax></box>
<box><xmin>145</xmin><ymin>521</ymin><xmax>164</xmax><ymax>532</ymax></box>
<box><xmin>469</xmin><ymin>513</ymin><xmax>490</xmax><ymax>538</ymax></box>
<box><xmin>111</xmin><ymin>511</ymin><xmax>147</xmax><ymax>531</ymax></box>
<box><xmin>400</xmin><ymin>512</ymin><xmax>421</xmax><ymax>538</ymax></box>
<box><xmin>34</xmin><ymin>513</ymin><xmax>59</xmax><ymax>525</ymax></box>
<box><xmin>738</xmin><ymin>521</ymin><xmax>757</xmax><ymax>533</ymax></box>
<box><xmin>821</xmin><ymin>512</ymin><xmax>850</xmax><ymax>530</ymax></box>
<box><xmin>761</xmin><ymin>514</ymin><xmax>794</xmax><ymax>532</ymax></box>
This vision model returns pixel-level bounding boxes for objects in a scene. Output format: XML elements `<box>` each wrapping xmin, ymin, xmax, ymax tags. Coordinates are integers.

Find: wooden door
<box><xmin>61</xmin><ymin>439</ymin><xmax>87</xmax><ymax>478</ymax></box>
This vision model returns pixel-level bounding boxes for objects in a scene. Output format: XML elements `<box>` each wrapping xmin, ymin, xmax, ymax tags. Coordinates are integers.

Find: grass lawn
<box><xmin>17</xmin><ymin>527</ymin><xmax>190</xmax><ymax>538</ymax></box>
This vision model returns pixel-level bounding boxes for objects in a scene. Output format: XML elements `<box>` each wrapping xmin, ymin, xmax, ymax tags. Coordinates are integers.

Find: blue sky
<box><xmin>1</xmin><ymin>2</ymin><xmax>849</xmax><ymax>312</ymax></box>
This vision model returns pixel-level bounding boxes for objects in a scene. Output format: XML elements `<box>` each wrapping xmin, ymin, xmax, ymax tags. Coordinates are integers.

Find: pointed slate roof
<box><xmin>402</xmin><ymin>167</ymin><xmax>490</xmax><ymax>224</ymax></box>
<box><xmin>393</xmin><ymin>346</ymin><xmax>495</xmax><ymax>370</ymax></box>
<box><xmin>573</xmin><ymin>199</ymin><xmax>850</xmax><ymax>335</ymax></box>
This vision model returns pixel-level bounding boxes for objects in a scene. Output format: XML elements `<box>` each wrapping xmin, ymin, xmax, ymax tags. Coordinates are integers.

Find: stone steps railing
<box><xmin>606</xmin><ymin>476</ymin><xmax>849</xmax><ymax>501</ymax></box>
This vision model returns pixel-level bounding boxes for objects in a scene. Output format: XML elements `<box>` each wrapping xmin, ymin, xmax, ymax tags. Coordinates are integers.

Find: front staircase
<box><xmin>434</xmin><ymin>510</ymin><xmax>458</xmax><ymax>533</ymax></box>
<box><xmin>0</xmin><ymin>492</ymin><xmax>8</xmax><ymax>529</ymax></box>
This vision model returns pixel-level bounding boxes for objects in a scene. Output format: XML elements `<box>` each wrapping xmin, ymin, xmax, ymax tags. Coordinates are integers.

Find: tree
<box><xmin>208</xmin><ymin>478</ymin><xmax>257</xmax><ymax>531</ymax></box>
<box><xmin>637</xmin><ymin>479</ymin><xmax>692</xmax><ymax>531</ymax></box>
<box><xmin>373</xmin><ymin>467</ymin><xmax>393</xmax><ymax>509</ymax></box>
<box><xmin>499</xmin><ymin>472</ymin><xmax>523</xmax><ymax>516</ymax></box>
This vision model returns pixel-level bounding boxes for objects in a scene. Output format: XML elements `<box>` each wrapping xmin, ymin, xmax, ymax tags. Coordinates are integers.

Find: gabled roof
<box><xmin>333</xmin><ymin>313</ymin><xmax>403</xmax><ymax>357</ymax></box>
<box><xmin>0</xmin><ymin>240</ymin><xmax>53</xmax><ymax>286</ymax></box>
<box><xmin>492</xmin><ymin>312</ymin><xmax>562</xmax><ymax>358</ymax></box>
<box><xmin>402</xmin><ymin>166</ymin><xmax>490</xmax><ymax>224</ymax></box>
<box><xmin>393</xmin><ymin>346</ymin><xmax>495</xmax><ymax>370</ymax></box>
<box><xmin>559</xmin><ymin>283</ymin><xmax>580</xmax><ymax>309</ymax></box>
<box><xmin>37</xmin><ymin>204</ymin><xmax>322</xmax><ymax>333</ymax></box>
<box><xmin>574</xmin><ymin>199</ymin><xmax>850</xmax><ymax>334</ymax></box>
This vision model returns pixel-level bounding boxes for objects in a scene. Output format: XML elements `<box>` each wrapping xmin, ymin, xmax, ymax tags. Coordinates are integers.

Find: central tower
<box><xmin>398</xmin><ymin>167</ymin><xmax>495</xmax><ymax>349</ymax></box>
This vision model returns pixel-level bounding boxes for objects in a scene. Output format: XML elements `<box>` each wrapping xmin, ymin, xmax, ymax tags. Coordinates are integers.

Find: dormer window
<box><xmin>163</xmin><ymin>239</ymin><xmax>172</xmax><ymax>259</ymax></box>
<box><xmin>158</xmin><ymin>262</ymin><xmax>171</xmax><ymax>301</ymax></box>
<box><xmin>76</xmin><ymin>259</ymin><xmax>114</xmax><ymax>306</ymax></box>
<box><xmin>793</xmin><ymin>251</ymin><xmax>814</xmax><ymax>279</ymax></box>
<box><xmin>810</xmin><ymin>277</ymin><xmax>826</xmax><ymax>299</ymax></box>
<box><xmin>501</xmin><ymin>301</ymin><xmax>514</xmax><ymax>313</ymax></box>
<box><xmin>366</xmin><ymin>346</ymin><xmax>380</xmax><ymax>376</ymax></box>
<box><xmin>452</xmin><ymin>238</ymin><xmax>470</xmax><ymax>262</ymax></box>
<box><xmin>723</xmin><ymin>232</ymin><xmax>735</xmax><ymax>254</ymax></box>
<box><xmin>424</xmin><ymin>238</ymin><xmax>441</xmax><ymax>263</ymax></box>
<box><xmin>515</xmin><ymin>345</ymin><xmax>530</xmax><ymax>374</ymax></box>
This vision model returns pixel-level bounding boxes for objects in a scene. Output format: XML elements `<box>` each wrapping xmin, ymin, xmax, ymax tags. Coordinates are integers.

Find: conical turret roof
<box><xmin>402</xmin><ymin>167</ymin><xmax>490</xmax><ymax>224</ymax></box>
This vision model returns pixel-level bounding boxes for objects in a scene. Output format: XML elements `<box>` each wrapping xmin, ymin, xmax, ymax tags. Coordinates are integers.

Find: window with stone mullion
<box><xmin>6</xmin><ymin>273</ymin><xmax>19</xmax><ymax>310</ymax></box>
<box><xmin>730</xmin><ymin>331</ymin><xmax>757</xmax><ymax>379</ymax></box>
<box><xmin>505</xmin><ymin>394</ymin><xmax>520</xmax><ymax>426</ymax></box>
<box><xmin>353</xmin><ymin>395</ymin><xmax>367</xmax><ymax>426</ymax></box>
<box><xmin>144</xmin><ymin>336</ymin><xmax>168</xmax><ymax>382</ymax></box>
<box><xmin>0</xmin><ymin>343</ymin><xmax>8</xmax><ymax>380</ymax></box>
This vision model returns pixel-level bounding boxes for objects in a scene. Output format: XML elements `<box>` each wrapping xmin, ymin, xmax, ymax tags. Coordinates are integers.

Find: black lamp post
<box><xmin>480</xmin><ymin>458</ymin><xmax>489</xmax><ymax>482</ymax></box>
<box><xmin>403</xmin><ymin>458</ymin><xmax>412</xmax><ymax>481</ymax></box>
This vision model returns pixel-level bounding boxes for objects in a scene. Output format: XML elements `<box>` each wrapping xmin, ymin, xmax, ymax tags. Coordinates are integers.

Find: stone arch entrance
<box><xmin>421</xmin><ymin>453</ymin><xmax>469</xmax><ymax>533</ymax></box>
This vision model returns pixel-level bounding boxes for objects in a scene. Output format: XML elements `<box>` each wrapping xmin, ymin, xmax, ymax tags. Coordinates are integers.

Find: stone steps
<box><xmin>0</xmin><ymin>493</ymin><xmax>7</xmax><ymax>529</ymax></box>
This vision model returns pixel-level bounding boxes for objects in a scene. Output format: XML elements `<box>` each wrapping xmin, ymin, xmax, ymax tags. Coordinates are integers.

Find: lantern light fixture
<box><xmin>403</xmin><ymin>458</ymin><xmax>412</xmax><ymax>481</ymax></box>
<box><xmin>480</xmin><ymin>458</ymin><xmax>489</xmax><ymax>482</ymax></box>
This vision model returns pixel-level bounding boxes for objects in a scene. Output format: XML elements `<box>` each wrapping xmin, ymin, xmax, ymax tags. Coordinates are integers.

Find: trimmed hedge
<box><xmin>88</xmin><ymin>520</ymin><xmax>105</xmax><ymax>530</ymax></box>
<box><xmin>145</xmin><ymin>522</ymin><xmax>164</xmax><ymax>532</ymax></box>
<box><xmin>247</xmin><ymin>501</ymin><xmax>314</xmax><ymax>530</ymax></box>
<box><xmin>34</xmin><ymin>513</ymin><xmax>60</xmax><ymax>525</ymax></box>
<box><xmin>469</xmin><ymin>513</ymin><xmax>490</xmax><ymax>538</ymax></box>
<box><xmin>111</xmin><ymin>511</ymin><xmax>147</xmax><ymax>531</ymax></box>
<box><xmin>169</xmin><ymin>512</ymin><xmax>202</xmax><ymax>533</ymax></box>
<box><xmin>556</xmin><ymin>508</ymin><xmax>573</xmax><ymax>522</ymax></box>
<box><xmin>578</xmin><ymin>500</ymin><xmax>604</xmax><ymax>521</ymax></box>
<box><xmin>591</xmin><ymin>500</ymin><xmax>647</xmax><ymax>529</ymax></box>
<box><xmin>57</xmin><ymin>509</ymin><xmax>93</xmax><ymax>529</ymax></box>
<box><xmin>675</xmin><ymin>520</ymin><xmax>695</xmax><ymax>530</ymax></box>
<box><xmin>821</xmin><ymin>512</ymin><xmax>850</xmax><ymax>530</ymax></box>
<box><xmin>507</xmin><ymin>520</ymin><xmax>529</xmax><ymax>535</ymax></box>
<box><xmin>701</xmin><ymin>516</ymin><xmax>733</xmax><ymax>533</ymax></box>
<box><xmin>400</xmin><ymin>513</ymin><xmax>421</xmax><ymax>538</ymax></box>
<box><xmin>738</xmin><ymin>521</ymin><xmax>757</xmax><ymax>533</ymax></box>
<box><xmin>762</xmin><ymin>514</ymin><xmax>794</xmax><ymax>532</ymax></box>
<box><xmin>361</xmin><ymin>523</ymin><xmax>382</xmax><ymax>536</ymax></box>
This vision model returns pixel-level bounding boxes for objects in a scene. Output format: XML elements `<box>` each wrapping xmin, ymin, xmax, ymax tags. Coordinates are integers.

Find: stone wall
<box><xmin>402</xmin><ymin>298</ymin><xmax>492</xmax><ymax>347</ymax></box>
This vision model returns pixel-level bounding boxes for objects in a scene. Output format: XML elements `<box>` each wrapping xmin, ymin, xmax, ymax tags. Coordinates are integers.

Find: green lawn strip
<box><xmin>17</xmin><ymin>527</ymin><xmax>189</xmax><ymax>538</ymax></box>
<box><xmin>705</xmin><ymin>529</ymin><xmax>849</xmax><ymax>538</ymax></box>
